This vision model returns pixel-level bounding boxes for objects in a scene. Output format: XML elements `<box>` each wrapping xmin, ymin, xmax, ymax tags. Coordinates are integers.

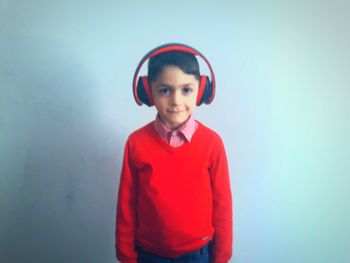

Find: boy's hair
<box><xmin>147</xmin><ymin>51</ymin><xmax>200</xmax><ymax>83</ymax></box>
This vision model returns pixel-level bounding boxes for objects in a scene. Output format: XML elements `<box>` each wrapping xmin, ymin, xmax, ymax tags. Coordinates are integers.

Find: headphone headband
<box><xmin>133</xmin><ymin>43</ymin><xmax>216</xmax><ymax>105</ymax></box>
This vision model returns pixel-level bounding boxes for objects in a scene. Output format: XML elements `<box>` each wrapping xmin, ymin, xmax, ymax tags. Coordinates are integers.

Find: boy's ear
<box><xmin>196</xmin><ymin>76</ymin><xmax>212</xmax><ymax>106</ymax></box>
<box><xmin>137</xmin><ymin>76</ymin><xmax>154</xmax><ymax>106</ymax></box>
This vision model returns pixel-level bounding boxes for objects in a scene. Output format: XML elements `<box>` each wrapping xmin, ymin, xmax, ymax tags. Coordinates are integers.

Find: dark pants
<box><xmin>136</xmin><ymin>242</ymin><xmax>212</xmax><ymax>263</ymax></box>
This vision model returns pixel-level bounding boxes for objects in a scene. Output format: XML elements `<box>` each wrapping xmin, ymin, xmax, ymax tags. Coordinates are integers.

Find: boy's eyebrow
<box><xmin>155</xmin><ymin>82</ymin><xmax>195</xmax><ymax>88</ymax></box>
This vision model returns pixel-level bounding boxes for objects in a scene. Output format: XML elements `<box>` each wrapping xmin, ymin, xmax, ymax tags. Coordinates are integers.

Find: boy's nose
<box><xmin>170</xmin><ymin>91</ymin><xmax>182</xmax><ymax>105</ymax></box>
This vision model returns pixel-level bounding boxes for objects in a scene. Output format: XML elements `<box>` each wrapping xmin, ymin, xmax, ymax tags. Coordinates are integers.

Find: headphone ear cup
<box><xmin>197</xmin><ymin>76</ymin><xmax>213</xmax><ymax>106</ymax></box>
<box><xmin>137</xmin><ymin>76</ymin><xmax>154</xmax><ymax>106</ymax></box>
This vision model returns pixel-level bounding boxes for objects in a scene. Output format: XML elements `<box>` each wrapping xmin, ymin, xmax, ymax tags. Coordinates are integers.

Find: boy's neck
<box><xmin>158</xmin><ymin>114</ymin><xmax>191</xmax><ymax>131</ymax></box>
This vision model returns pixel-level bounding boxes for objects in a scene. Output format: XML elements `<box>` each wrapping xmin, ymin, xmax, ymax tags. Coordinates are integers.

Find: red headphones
<box><xmin>133</xmin><ymin>43</ymin><xmax>216</xmax><ymax>106</ymax></box>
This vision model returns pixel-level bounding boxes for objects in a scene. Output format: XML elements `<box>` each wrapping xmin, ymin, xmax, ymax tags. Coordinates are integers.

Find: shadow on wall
<box><xmin>3</xmin><ymin>38</ymin><xmax>124</xmax><ymax>263</ymax></box>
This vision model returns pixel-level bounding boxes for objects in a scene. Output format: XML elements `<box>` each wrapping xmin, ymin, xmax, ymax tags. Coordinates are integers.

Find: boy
<box><xmin>115</xmin><ymin>43</ymin><xmax>232</xmax><ymax>263</ymax></box>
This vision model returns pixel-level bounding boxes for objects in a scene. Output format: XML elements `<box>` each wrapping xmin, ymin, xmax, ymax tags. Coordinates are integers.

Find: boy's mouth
<box><xmin>168</xmin><ymin>107</ymin><xmax>186</xmax><ymax>113</ymax></box>
<box><xmin>168</xmin><ymin>110</ymin><xmax>185</xmax><ymax>114</ymax></box>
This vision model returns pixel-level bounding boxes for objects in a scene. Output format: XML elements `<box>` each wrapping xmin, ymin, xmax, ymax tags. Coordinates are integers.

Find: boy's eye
<box><xmin>183</xmin><ymin>87</ymin><xmax>193</xmax><ymax>94</ymax></box>
<box><xmin>159</xmin><ymin>87</ymin><xmax>170</xmax><ymax>95</ymax></box>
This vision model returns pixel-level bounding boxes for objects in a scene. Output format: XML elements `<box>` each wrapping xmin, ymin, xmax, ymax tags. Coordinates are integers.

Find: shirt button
<box><xmin>171</xmin><ymin>131</ymin><xmax>178</xmax><ymax>137</ymax></box>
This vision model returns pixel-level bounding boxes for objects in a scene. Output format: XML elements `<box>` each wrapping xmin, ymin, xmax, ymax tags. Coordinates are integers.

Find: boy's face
<box><xmin>150</xmin><ymin>66</ymin><xmax>199</xmax><ymax>130</ymax></box>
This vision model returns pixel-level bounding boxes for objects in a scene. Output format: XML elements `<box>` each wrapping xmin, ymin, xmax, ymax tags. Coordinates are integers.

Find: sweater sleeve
<box><xmin>209</xmin><ymin>138</ymin><xmax>233</xmax><ymax>263</ymax></box>
<box><xmin>115</xmin><ymin>139</ymin><xmax>138</xmax><ymax>263</ymax></box>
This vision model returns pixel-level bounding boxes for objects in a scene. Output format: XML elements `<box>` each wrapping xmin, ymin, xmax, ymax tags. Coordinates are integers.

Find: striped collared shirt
<box><xmin>153</xmin><ymin>114</ymin><xmax>198</xmax><ymax>148</ymax></box>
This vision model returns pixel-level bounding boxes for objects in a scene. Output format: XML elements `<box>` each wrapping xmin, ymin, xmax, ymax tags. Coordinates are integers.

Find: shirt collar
<box><xmin>153</xmin><ymin>113</ymin><xmax>197</xmax><ymax>143</ymax></box>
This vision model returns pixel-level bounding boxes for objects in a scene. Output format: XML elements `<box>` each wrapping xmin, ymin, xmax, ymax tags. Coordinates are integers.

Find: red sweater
<box><xmin>116</xmin><ymin>121</ymin><xmax>232</xmax><ymax>263</ymax></box>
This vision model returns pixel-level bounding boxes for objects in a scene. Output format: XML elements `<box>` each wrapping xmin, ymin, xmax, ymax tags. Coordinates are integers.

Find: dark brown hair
<box><xmin>147</xmin><ymin>51</ymin><xmax>200</xmax><ymax>83</ymax></box>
